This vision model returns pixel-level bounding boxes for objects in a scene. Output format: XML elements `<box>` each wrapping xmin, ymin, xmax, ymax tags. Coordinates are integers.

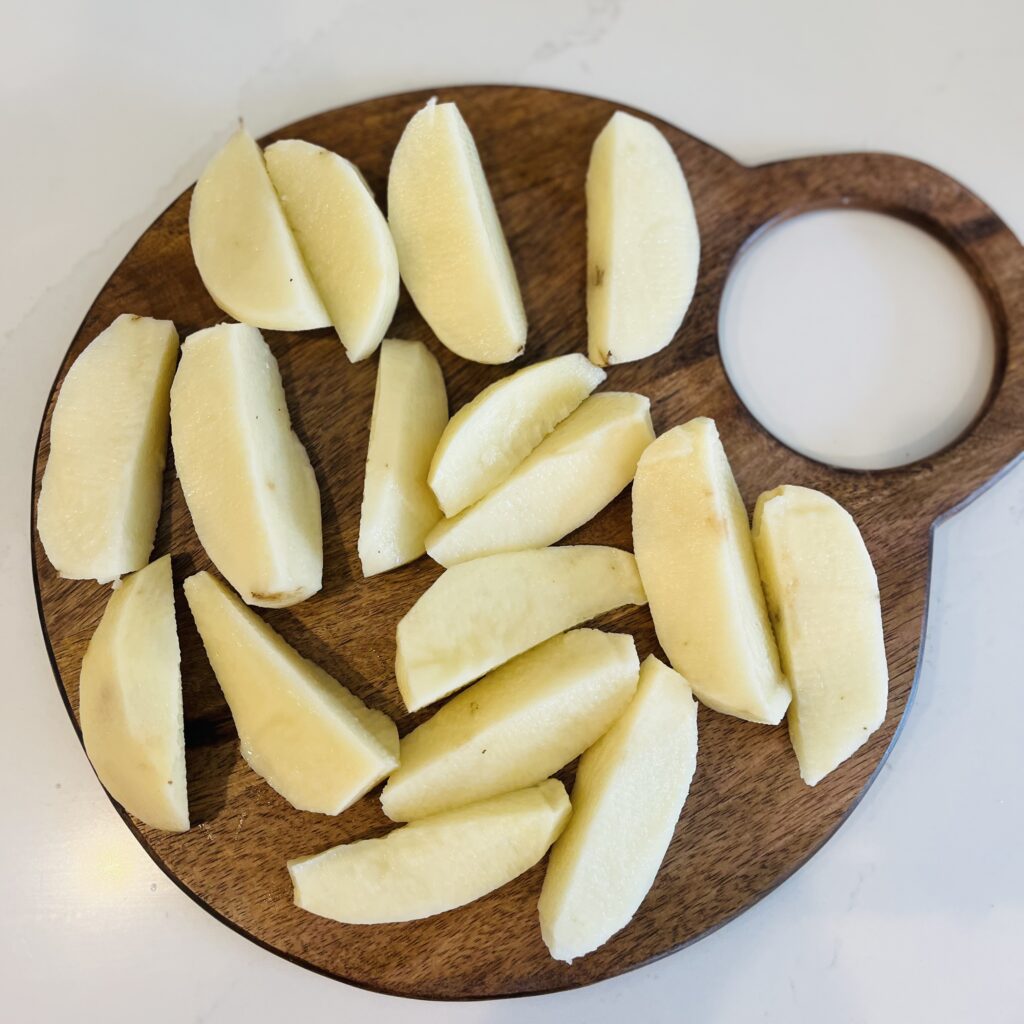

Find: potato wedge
<box><xmin>189</xmin><ymin>127</ymin><xmax>329</xmax><ymax>330</ymax></box>
<box><xmin>429</xmin><ymin>354</ymin><xmax>606</xmax><ymax>517</ymax></box>
<box><xmin>426</xmin><ymin>393</ymin><xmax>654</xmax><ymax>567</ymax></box>
<box><xmin>265</xmin><ymin>139</ymin><xmax>398</xmax><ymax>361</ymax></box>
<box><xmin>170</xmin><ymin>323</ymin><xmax>322</xmax><ymax>607</ymax></box>
<box><xmin>538</xmin><ymin>656</ymin><xmax>697</xmax><ymax>962</ymax></box>
<box><xmin>632</xmin><ymin>418</ymin><xmax>790</xmax><ymax>724</ymax></box>
<box><xmin>382</xmin><ymin>629</ymin><xmax>639</xmax><ymax>821</ymax></box>
<box><xmin>358</xmin><ymin>339</ymin><xmax>448</xmax><ymax>576</ymax></box>
<box><xmin>80</xmin><ymin>556</ymin><xmax>188</xmax><ymax>832</ymax></box>
<box><xmin>387</xmin><ymin>99</ymin><xmax>526</xmax><ymax>363</ymax></box>
<box><xmin>752</xmin><ymin>485</ymin><xmax>888</xmax><ymax>784</ymax></box>
<box><xmin>288</xmin><ymin>780</ymin><xmax>570</xmax><ymax>924</ymax></box>
<box><xmin>184</xmin><ymin>571</ymin><xmax>398</xmax><ymax>815</ymax></box>
<box><xmin>396</xmin><ymin>545</ymin><xmax>647</xmax><ymax>712</ymax></box>
<box><xmin>37</xmin><ymin>314</ymin><xmax>178</xmax><ymax>583</ymax></box>
<box><xmin>587</xmin><ymin>111</ymin><xmax>700</xmax><ymax>366</ymax></box>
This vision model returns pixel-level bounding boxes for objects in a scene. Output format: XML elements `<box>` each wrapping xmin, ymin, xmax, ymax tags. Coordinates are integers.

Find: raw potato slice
<box><xmin>383</xmin><ymin>629</ymin><xmax>640</xmax><ymax>822</ymax></box>
<box><xmin>37</xmin><ymin>314</ymin><xmax>178</xmax><ymax>583</ymax></box>
<box><xmin>79</xmin><ymin>556</ymin><xmax>188</xmax><ymax>832</ymax></box>
<box><xmin>387</xmin><ymin>99</ymin><xmax>527</xmax><ymax>363</ymax></box>
<box><xmin>752</xmin><ymin>485</ymin><xmax>888</xmax><ymax>785</ymax></box>
<box><xmin>587</xmin><ymin>111</ymin><xmax>700</xmax><ymax>366</ymax></box>
<box><xmin>632</xmin><ymin>418</ymin><xmax>790</xmax><ymax>724</ymax></box>
<box><xmin>171</xmin><ymin>323</ymin><xmax>323</xmax><ymax>608</ymax></box>
<box><xmin>265</xmin><ymin>140</ymin><xmax>398</xmax><ymax>361</ymax></box>
<box><xmin>289</xmin><ymin>780</ymin><xmax>570</xmax><ymax>924</ymax></box>
<box><xmin>429</xmin><ymin>354</ymin><xmax>606</xmax><ymax>517</ymax></box>
<box><xmin>426</xmin><ymin>393</ymin><xmax>654</xmax><ymax>567</ymax></box>
<box><xmin>358</xmin><ymin>339</ymin><xmax>448</xmax><ymax>576</ymax></box>
<box><xmin>396</xmin><ymin>545</ymin><xmax>647</xmax><ymax>712</ymax></box>
<box><xmin>189</xmin><ymin>127</ymin><xmax>329</xmax><ymax>331</ymax></box>
<box><xmin>184</xmin><ymin>571</ymin><xmax>398</xmax><ymax>815</ymax></box>
<box><xmin>538</xmin><ymin>656</ymin><xmax>697</xmax><ymax>963</ymax></box>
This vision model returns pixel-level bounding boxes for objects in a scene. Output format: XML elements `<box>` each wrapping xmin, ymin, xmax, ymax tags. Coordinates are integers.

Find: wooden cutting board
<box><xmin>30</xmin><ymin>85</ymin><xmax>1024</xmax><ymax>1000</ymax></box>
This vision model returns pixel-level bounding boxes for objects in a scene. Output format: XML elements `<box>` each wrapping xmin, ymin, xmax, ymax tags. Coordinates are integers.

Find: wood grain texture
<box><xmin>30</xmin><ymin>85</ymin><xmax>1024</xmax><ymax>1000</ymax></box>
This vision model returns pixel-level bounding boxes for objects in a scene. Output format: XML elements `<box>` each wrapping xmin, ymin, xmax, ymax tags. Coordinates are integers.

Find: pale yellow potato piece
<box><xmin>265</xmin><ymin>140</ymin><xmax>398</xmax><ymax>361</ymax></box>
<box><xmin>426</xmin><ymin>393</ymin><xmax>654</xmax><ymax>567</ymax></box>
<box><xmin>395</xmin><ymin>545</ymin><xmax>647</xmax><ymax>712</ymax></box>
<box><xmin>383</xmin><ymin>629</ymin><xmax>639</xmax><ymax>822</ymax></box>
<box><xmin>428</xmin><ymin>354</ymin><xmax>606</xmax><ymax>517</ymax></box>
<box><xmin>170</xmin><ymin>323</ymin><xmax>322</xmax><ymax>608</ymax></box>
<box><xmin>752</xmin><ymin>485</ymin><xmax>888</xmax><ymax>785</ymax></box>
<box><xmin>184</xmin><ymin>571</ymin><xmax>398</xmax><ymax>815</ymax></box>
<box><xmin>79</xmin><ymin>556</ymin><xmax>188</xmax><ymax>832</ymax></box>
<box><xmin>189</xmin><ymin>127</ymin><xmax>329</xmax><ymax>331</ymax></box>
<box><xmin>632</xmin><ymin>418</ymin><xmax>790</xmax><ymax>724</ymax></box>
<box><xmin>289</xmin><ymin>780</ymin><xmax>570</xmax><ymax>924</ymax></box>
<box><xmin>538</xmin><ymin>656</ymin><xmax>697</xmax><ymax>962</ymax></box>
<box><xmin>587</xmin><ymin>112</ymin><xmax>700</xmax><ymax>366</ymax></box>
<box><xmin>37</xmin><ymin>314</ymin><xmax>178</xmax><ymax>583</ymax></box>
<box><xmin>387</xmin><ymin>99</ymin><xmax>527</xmax><ymax>363</ymax></box>
<box><xmin>358</xmin><ymin>339</ymin><xmax>447</xmax><ymax>576</ymax></box>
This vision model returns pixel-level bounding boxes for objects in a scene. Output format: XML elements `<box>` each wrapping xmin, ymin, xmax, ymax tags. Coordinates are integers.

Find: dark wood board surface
<box><xmin>30</xmin><ymin>85</ymin><xmax>1024</xmax><ymax>1000</ymax></box>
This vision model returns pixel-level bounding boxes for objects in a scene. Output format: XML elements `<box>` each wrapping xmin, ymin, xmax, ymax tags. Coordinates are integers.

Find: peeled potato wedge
<box><xmin>429</xmin><ymin>354</ymin><xmax>606</xmax><ymax>517</ymax></box>
<box><xmin>37</xmin><ymin>314</ymin><xmax>179</xmax><ymax>584</ymax></box>
<box><xmin>538</xmin><ymin>656</ymin><xmax>697</xmax><ymax>962</ymax></box>
<box><xmin>382</xmin><ymin>629</ymin><xmax>639</xmax><ymax>822</ymax></box>
<box><xmin>288</xmin><ymin>780</ymin><xmax>570</xmax><ymax>925</ymax></box>
<box><xmin>265</xmin><ymin>139</ymin><xmax>399</xmax><ymax>361</ymax></box>
<box><xmin>632</xmin><ymin>418</ymin><xmax>790</xmax><ymax>724</ymax></box>
<box><xmin>189</xmin><ymin>127</ymin><xmax>329</xmax><ymax>331</ymax></box>
<box><xmin>79</xmin><ymin>556</ymin><xmax>188</xmax><ymax>832</ymax></box>
<box><xmin>170</xmin><ymin>323</ymin><xmax>323</xmax><ymax>607</ymax></box>
<box><xmin>387</xmin><ymin>99</ymin><xmax>527</xmax><ymax>363</ymax></box>
<box><xmin>358</xmin><ymin>339</ymin><xmax>448</xmax><ymax>576</ymax></box>
<box><xmin>395</xmin><ymin>545</ymin><xmax>647</xmax><ymax>712</ymax></box>
<box><xmin>184</xmin><ymin>570</ymin><xmax>398</xmax><ymax>815</ymax></box>
<box><xmin>587</xmin><ymin>111</ymin><xmax>700</xmax><ymax>366</ymax></box>
<box><xmin>426</xmin><ymin>393</ymin><xmax>654</xmax><ymax>567</ymax></box>
<box><xmin>752</xmin><ymin>485</ymin><xmax>888</xmax><ymax>785</ymax></box>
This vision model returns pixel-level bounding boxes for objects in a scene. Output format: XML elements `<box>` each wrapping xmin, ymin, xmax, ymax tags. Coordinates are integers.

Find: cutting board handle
<box><xmin>726</xmin><ymin>150</ymin><xmax>1024</xmax><ymax>493</ymax></box>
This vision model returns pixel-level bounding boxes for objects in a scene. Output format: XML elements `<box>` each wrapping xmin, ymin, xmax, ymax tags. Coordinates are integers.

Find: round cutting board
<box><xmin>31</xmin><ymin>85</ymin><xmax>1024</xmax><ymax>999</ymax></box>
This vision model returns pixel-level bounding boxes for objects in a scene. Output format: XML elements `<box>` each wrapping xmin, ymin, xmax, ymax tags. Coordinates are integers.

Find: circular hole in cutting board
<box><xmin>718</xmin><ymin>208</ymin><xmax>996</xmax><ymax>470</ymax></box>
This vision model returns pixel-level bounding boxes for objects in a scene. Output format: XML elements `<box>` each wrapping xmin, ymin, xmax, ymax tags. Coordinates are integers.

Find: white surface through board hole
<box><xmin>718</xmin><ymin>209</ymin><xmax>997</xmax><ymax>470</ymax></box>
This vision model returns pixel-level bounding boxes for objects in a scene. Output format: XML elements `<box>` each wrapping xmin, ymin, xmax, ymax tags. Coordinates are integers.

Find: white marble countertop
<box><xmin>3</xmin><ymin>2</ymin><xmax>1022</xmax><ymax>1020</ymax></box>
